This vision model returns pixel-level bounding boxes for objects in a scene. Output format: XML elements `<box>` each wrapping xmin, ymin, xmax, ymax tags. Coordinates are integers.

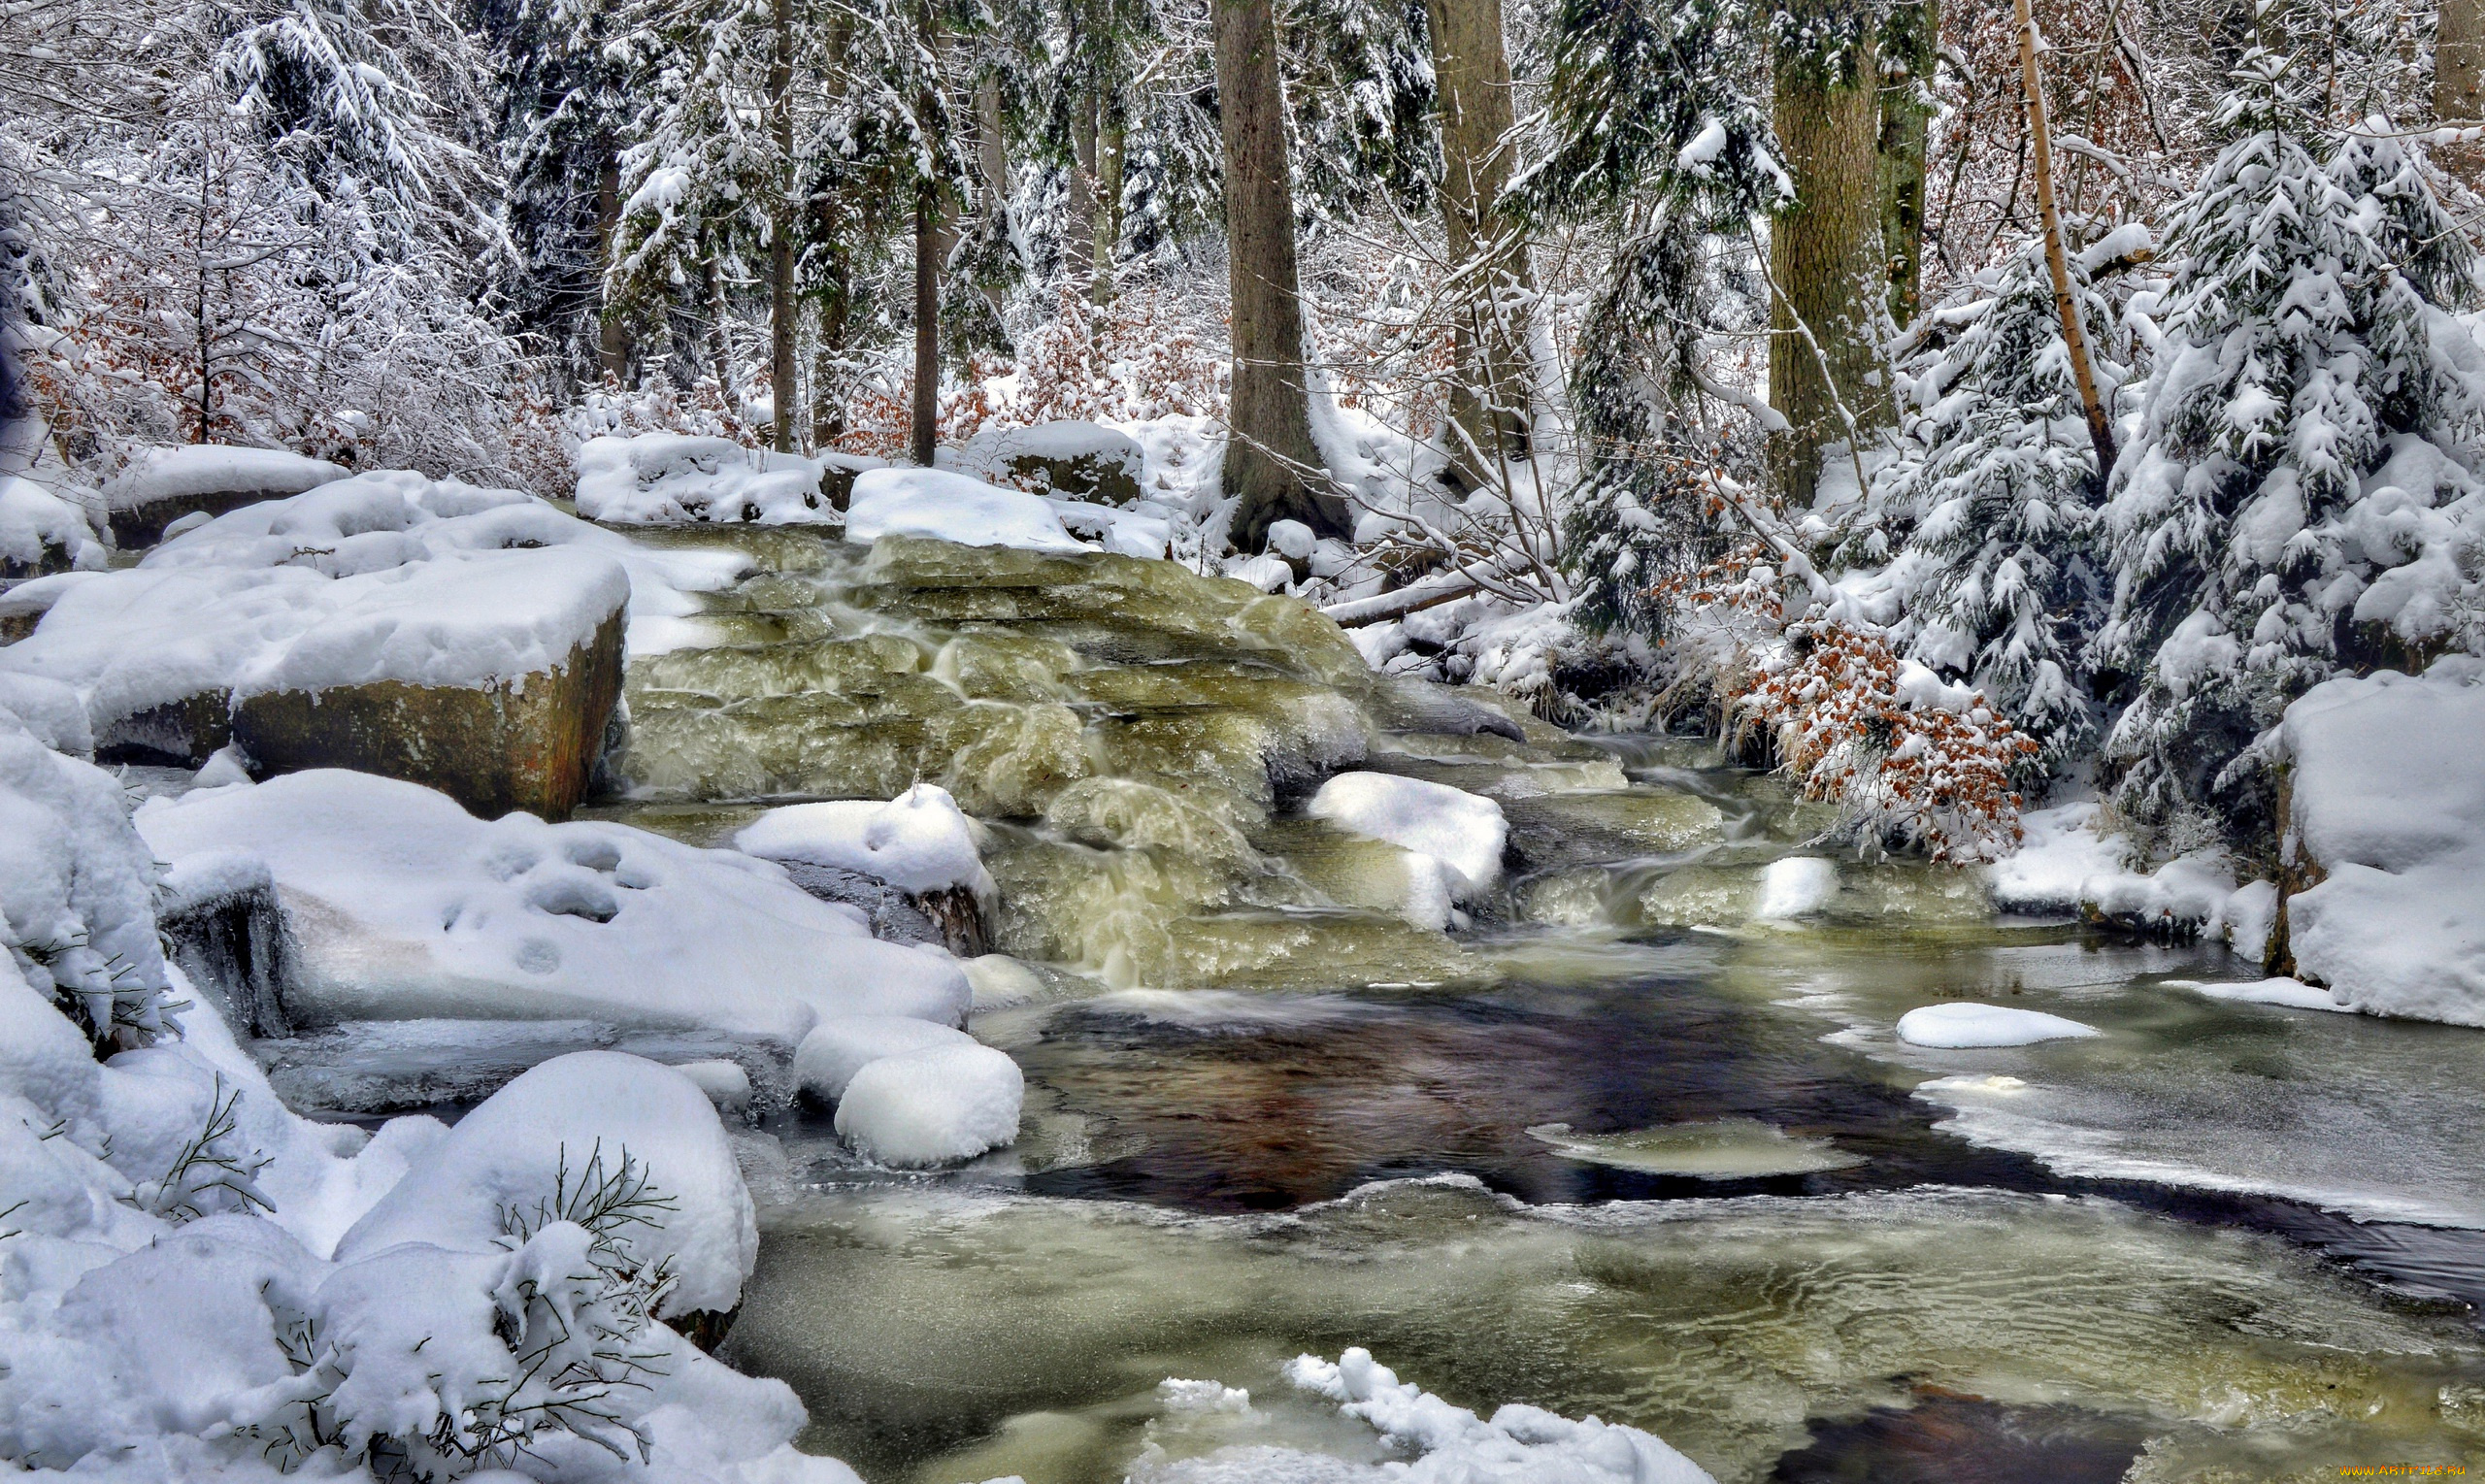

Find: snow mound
<box><xmin>832</xmin><ymin>1041</ymin><xmax>1024</xmax><ymax>1167</ymax></box>
<box><xmin>1282</xmin><ymin>1348</ymin><xmax>1715</xmax><ymax>1483</ymax></box>
<box><xmin>1992</xmin><ymin>801</ymin><xmax>2271</xmax><ymax>953</ymax></box>
<box><xmin>1895</xmin><ymin>1003</ymin><xmax>2101</xmax><ymax>1048</ymax></box>
<box><xmin>792</xmin><ymin>1014</ymin><xmax>978</xmax><ymax>1103</ymax></box>
<box><xmin>736</xmin><ymin>783</ymin><xmax>992</xmax><ymax>896</ymax></box>
<box><xmin>845</xmin><ymin>468</ymin><xmax>1090</xmax><ymax>552</ymax></box>
<box><xmin>2173</xmin><ymin>977</ymin><xmax>2351</xmax><ymax>1012</ymax></box>
<box><xmin>99</xmin><ymin>445</ymin><xmax>346</xmax><ymax>511</ymax></box>
<box><xmin>1308</xmin><ymin>773</ymin><xmax>1508</xmax><ymax>927</ymax></box>
<box><xmin>135</xmin><ymin>770</ymin><xmax>971</xmax><ymax>1051</ymax></box>
<box><xmin>2275</xmin><ymin>657</ymin><xmax>2485</xmax><ymax>1024</ymax></box>
<box><xmin>336</xmin><ymin>1050</ymin><xmax>755</xmax><ymax>1315</ymax></box>
<box><xmin>1754</xmin><ymin>856</ymin><xmax>1839</xmax><ymax>920</ymax></box>
<box><xmin>0</xmin><ymin>475</ymin><xmax>105</xmax><ymax>575</ymax></box>
<box><xmin>575</xmin><ymin>433</ymin><xmax>831</xmax><ymax>524</ymax></box>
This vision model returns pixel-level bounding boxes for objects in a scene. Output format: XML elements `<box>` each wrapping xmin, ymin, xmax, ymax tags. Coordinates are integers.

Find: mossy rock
<box><xmin>234</xmin><ymin>610</ymin><xmax>624</xmax><ymax>819</ymax></box>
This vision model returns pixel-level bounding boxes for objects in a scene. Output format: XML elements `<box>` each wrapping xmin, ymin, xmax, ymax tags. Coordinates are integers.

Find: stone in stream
<box><xmin>1</xmin><ymin>475</ymin><xmax>109</xmax><ymax>578</ymax></box>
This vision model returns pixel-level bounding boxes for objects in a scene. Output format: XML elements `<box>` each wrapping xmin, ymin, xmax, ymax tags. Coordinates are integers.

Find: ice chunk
<box><xmin>737</xmin><ymin>783</ymin><xmax>993</xmax><ymax>896</ymax></box>
<box><xmin>1895</xmin><ymin>1003</ymin><xmax>2101</xmax><ymax>1048</ymax></box>
<box><xmin>335</xmin><ymin>1050</ymin><xmax>756</xmax><ymax>1315</ymax></box>
<box><xmin>1753</xmin><ymin>856</ymin><xmax>1838</xmax><ymax>920</ymax></box>
<box><xmin>846</xmin><ymin>468</ymin><xmax>1091</xmax><ymax>552</ymax></box>
<box><xmin>794</xmin><ymin>1015</ymin><xmax>978</xmax><ymax>1103</ymax></box>
<box><xmin>136</xmin><ymin>770</ymin><xmax>971</xmax><ymax>1047</ymax></box>
<box><xmin>1307</xmin><ymin>773</ymin><xmax>1507</xmax><ymax>901</ymax></box>
<box><xmin>2170</xmin><ymin>977</ymin><xmax>2352</xmax><ymax>1012</ymax></box>
<box><xmin>833</xmin><ymin>1042</ymin><xmax>1025</xmax><ymax>1168</ymax></box>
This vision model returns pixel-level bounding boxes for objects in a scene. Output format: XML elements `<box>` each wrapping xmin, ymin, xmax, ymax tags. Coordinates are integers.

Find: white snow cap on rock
<box><xmin>337</xmin><ymin>1050</ymin><xmax>755</xmax><ymax>1315</ymax></box>
<box><xmin>736</xmin><ymin>783</ymin><xmax>992</xmax><ymax>896</ymax></box>
<box><xmin>1754</xmin><ymin>857</ymin><xmax>1839</xmax><ymax>920</ymax></box>
<box><xmin>1309</xmin><ymin>773</ymin><xmax>1508</xmax><ymax>924</ymax></box>
<box><xmin>832</xmin><ymin>1041</ymin><xmax>1024</xmax><ymax>1168</ymax></box>
<box><xmin>2275</xmin><ymin>656</ymin><xmax>2485</xmax><ymax>1025</ymax></box>
<box><xmin>793</xmin><ymin>1014</ymin><xmax>978</xmax><ymax>1103</ymax></box>
<box><xmin>136</xmin><ymin>770</ymin><xmax>971</xmax><ymax>1046</ymax></box>
<box><xmin>575</xmin><ymin>433</ymin><xmax>832</xmax><ymax>525</ymax></box>
<box><xmin>1896</xmin><ymin>1003</ymin><xmax>2101</xmax><ymax>1048</ymax></box>
<box><xmin>1</xmin><ymin>475</ymin><xmax>106</xmax><ymax>574</ymax></box>
<box><xmin>1284</xmin><ymin>1348</ymin><xmax>1716</xmax><ymax>1484</ymax></box>
<box><xmin>846</xmin><ymin>468</ymin><xmax>1090</xmax><ymax>552</ymax></box>
<box><xmin>98</xmin><ymin>445</ymin><xmax>346</xmax><ymax>511</ymax></box>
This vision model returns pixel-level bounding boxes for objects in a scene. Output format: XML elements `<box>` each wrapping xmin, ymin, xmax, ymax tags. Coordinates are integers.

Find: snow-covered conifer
<box><xmin>2092</xmin><ymin>43</ymin><xmax>2481</xmax><ymax>841</ymax></box>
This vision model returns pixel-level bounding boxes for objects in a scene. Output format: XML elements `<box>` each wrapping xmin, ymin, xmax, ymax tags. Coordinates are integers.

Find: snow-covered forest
<box><xmin>8</xmin><ymin>0</ymin><xmax>2485</xmax><ymax>1475</ymax></box>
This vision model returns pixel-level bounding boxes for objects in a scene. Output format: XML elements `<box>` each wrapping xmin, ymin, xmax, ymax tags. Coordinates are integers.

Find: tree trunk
<box><xmin>1067</xmin><ymin>75</ymin><xmax>1098</xmax><ymax>304</ymax></box>
<box><xmin>1093</xmin><ymin>99</ymin><xmax>1124</xmax><ymax>305</ymax></box>
<box><xmin>594</xmin><ymin>149</ymin><xmax>630</xmax><ymax>381</ymax></box>
<box><xmin>1425</xmin><ymin>0</ymin><xmax>1534</xmax><ymax>490</ymax></box>
<box><xmin>2014</xmin><ymin>0</ymin><xmax>2114</xmax><ymax>476</ymax></box>
<box><xmin>1212</xmin><ymin>0</ymin><xmax>1347</xmax><ymax>546</ymax></box>
<box><xmin>1875</xmin><ymin>0</ymin><xmax>1936</xmax><ymax>328</ymax></box>
<box><xmin>1767</xmin><ymin>15</ymin><xmax>1891</xmax><ymax>509</ymax></box>
<box><xmin>704</xmin><ymin>239</ymin><xmax>734</xmax><ymax>402</ymax></box>
<box><xmin>811</xmin><ymin>249</ymin><xmax>851</xmax><ymax>448</ymax></box>
<box><xmin>768</xmin><ymin>0</ymin><xmax>798</xmax><ymax>452</ymax></box>
<box><xmin>977</xmin><ymin>70</ymin><xmax>1011</xmax><ymax>317</ymax></box>
<box><xmin>913</xmin><ymin>186</ymin><xmax>939</xmax><ymax>465</ymax></box>
<box><xmin>2442</xmin><ymin>0</ymin><xmax>2485</xmax><ymax>186</ymax></box>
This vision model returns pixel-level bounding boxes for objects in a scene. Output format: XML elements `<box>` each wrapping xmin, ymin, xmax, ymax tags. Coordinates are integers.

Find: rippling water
<box><xmin>588</xmin><ymin>530</ymin><xmax>2485</xmax><ymax>1482</ymax></box>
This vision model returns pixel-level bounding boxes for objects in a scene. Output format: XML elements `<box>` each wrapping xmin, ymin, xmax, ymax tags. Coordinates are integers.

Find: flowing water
<box><xmin>587</xmin><ymin>531</ymin><xmax>2485</xmax><ymax>1483</ymax></box>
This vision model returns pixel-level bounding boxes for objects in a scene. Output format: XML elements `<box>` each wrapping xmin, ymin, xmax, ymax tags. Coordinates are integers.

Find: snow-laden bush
<box><xmin>2092</xmin><ymin>70</ymin><xmax>2484</xmax><ymax>845</ymax></box>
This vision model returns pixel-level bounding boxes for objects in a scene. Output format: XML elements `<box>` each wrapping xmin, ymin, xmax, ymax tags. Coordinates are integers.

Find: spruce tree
<box><xmin>2093</xmin><ymin>43</ymin><xmax>2480</xmax><ymax>841</ymax></box>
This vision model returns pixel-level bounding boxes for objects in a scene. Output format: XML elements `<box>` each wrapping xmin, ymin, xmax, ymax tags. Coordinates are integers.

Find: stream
<box><xmin>585</xmin><ymin>529</ymin><xmax>2485</xmax><ymax>1483</ymax></box>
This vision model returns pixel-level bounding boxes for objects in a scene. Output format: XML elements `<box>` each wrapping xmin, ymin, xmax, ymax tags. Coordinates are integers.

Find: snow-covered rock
<box><xmin>0</xmin><ymin>471</ymin><xmax>745</xmax><ymax>767</ymax></box>
<box><xmin>791</xmin><ymin>1014</ymin><xmax>979</xmax><ymax>1103</ymax></box>
<box><xmin>831</xmin><ymin>1041</ymin><xmax>1024</xmax><ymax>1168</ymax></box>
<box><xmin>1992</xmin><ymin>801</ymin><xmax>2271</xmax><ymax>953</ymax></box>
<box><xmin>336</xmin><ymin>1051</ymin><xmax>754</xmax><ymax>1315</ymax></box>
<box><xmin>1281</xmin><ymin>1348</ymin><xmax>1715</xmax><ymax>1484</ymax></box>
<box><xmin>0</xmin><ymin>475</ymin><xmax>106</xmax><ymax>577</ymax></box>
<box><xmin>1307</xmin><ymin>773</ymin><xmax>1508</xmax><ymax>929</ymax></box>
<box><xmin>736</xmin><ymin>784</ymin><xmax>992</xmax><ymax>897</ymax></box>
<box><xmin>1895</xmin><ymin>1003</ymin><xmax>2101</xmax><ymax>1048</ymax></box>
<box><xmin>98</xmin><ymin>445</ymin><xmax>347</xmax><ymax>547</ymax></box>
<box><xmin>1754</xmin><ymin>856</ymin><xmax>1839</xmax><ymax>920</ymax></box>
<box><xmin>574</xmin><ymin>433</ymin><xmax>833</xmax><ymax>525</ymax></box>
<box><xmin>2270</xmin><ymin>657</ymin><xmax>2485</xmax><ymax>1024</ymax></box>
<box><xmin>846</xmin><ymin>467</ymin><xmax>1089</xmax><ymax>552</ymax></box>
<box><xmin>135</xmin><ymin>771</ymin><xmax>972</xmax><ymax>1072</ymax></box>
<box><xmin>959</xmin><ymin>419</ymin><xmax>1145</xmax><ymax>507</ymax></box>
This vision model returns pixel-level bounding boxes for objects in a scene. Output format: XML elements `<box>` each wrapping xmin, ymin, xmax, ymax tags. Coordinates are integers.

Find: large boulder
<box><xmin>99</xmin><ymin>445</ymin><xmax>347</xmax><ymax>548</ymax></box>
<box><xmin>0</xmin><ymin>476</ymin><xmax>108</xmax><ymax>579</ymax></box>
<box><xmin>960</xmin><ymin>420</ymin><xmax>1146</xmax><ymax>507</ymax></box>
<box><xmin>0</xmin><ymin>470</ymin><xmax>749</xmax><ymax>814</ymax></box>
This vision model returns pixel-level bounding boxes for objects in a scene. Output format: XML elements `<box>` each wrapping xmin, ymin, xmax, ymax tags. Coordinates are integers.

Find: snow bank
<box><xmin>2274</xmin><ymin>657</ymin><xmax>2485</xmax><ymax>1024</ymax></box>
<box><xmin>0</xmin><ymin>705</ymin><xmax>864</xmax><ymax>1483</ymax></box>
<box><xmin>1991</xmin><ymin>801</ymin><xmax>2271</xmax><ymax>952</ymax></box>
<box><xmin>0</xmin><ymin>476</ymin><xmax>105</xmax><ymax>575</ymax></box>
<box><xmin>845</xmin><ymin>468</ymin><xmax>1090</xmax><ymax>552</ymax></box>
<box><xmin>0</xmin><ymin>471</ymin><xmax>747</xmax><ymax>742</ymax></box>
<box><xmin>336</xmin><ymin>1051</ymin><xmax>754</xmax><ymax>1314</ymax></box>
<box><xmin>135</xmin><ymin>770</ymin><xmax>971</xmax><ymax>1049</ymax></box>
<box><xmin>1281</xmin><ymin>1348</ymin><xmax>1715</xmax><ymax>1484</ymax></box>
<box><xmin>1895</xmin><ymin>1003</ymin><xmax>2101</xmax><ymax>1048</ymax></box>
<box><xmin>736</xmin><ymin>783</ymin><xmax>993</xmax><ymax>896</ymax></box>
<box><xmin>1308</xmin><ymin>773</ymin><xmax>1508</xmax><ymax>928</ymax></box>
<box><xmin>832</xmin><ymin>1041</ymin><xmax>1024</xmax><ymax>1167</ymax></box>
<box><xmin>99</xmin><ymin>445</ymin><xmax>346</xmax><ymax>511</ymax></box>
<box><xmin>574</xmin><ymin>433</ymin><xmax>832</xmax><ymax>524</ymax></box>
